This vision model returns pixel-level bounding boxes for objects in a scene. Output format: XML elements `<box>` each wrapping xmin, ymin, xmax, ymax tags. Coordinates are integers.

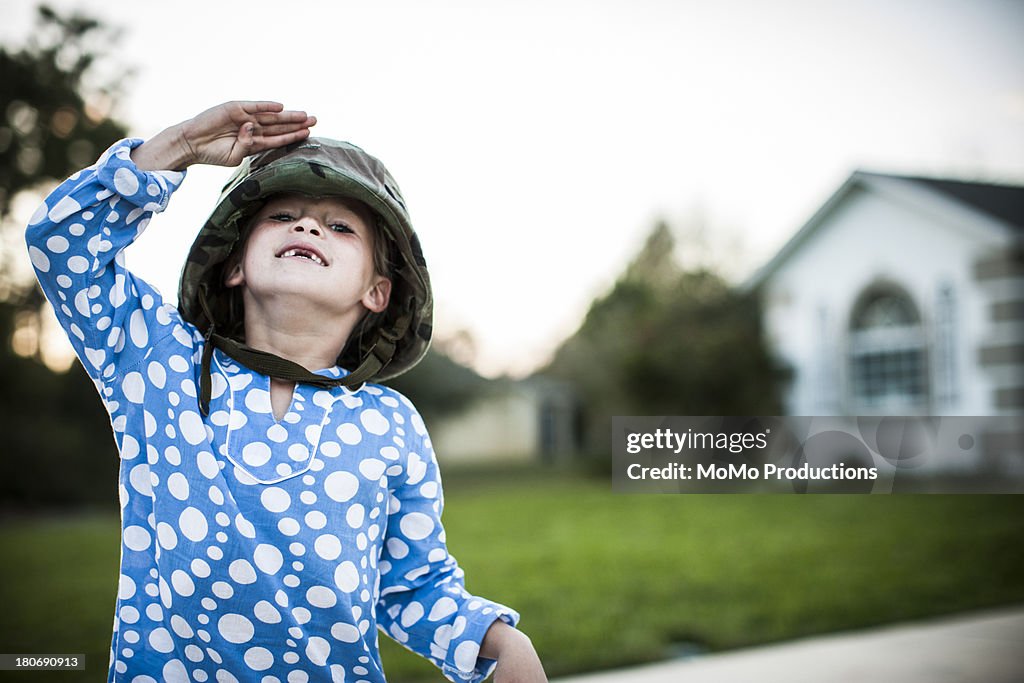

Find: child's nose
<box><xmin>292</xmin><ymin>222</ymin><xmax>322</xmax><ymax>238</ymax></box>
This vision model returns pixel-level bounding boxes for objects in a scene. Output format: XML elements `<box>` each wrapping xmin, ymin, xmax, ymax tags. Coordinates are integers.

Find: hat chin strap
<box><xmin>196</xmin><ymin>286</ymin><xmax>403</xmax><ymax>415</ymax></box>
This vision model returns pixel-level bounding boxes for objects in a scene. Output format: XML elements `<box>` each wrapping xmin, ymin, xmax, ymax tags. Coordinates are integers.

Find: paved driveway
<box><xmin>551</xmin><ymin>605</ymin><xmax>1024</xmax><ymax>683</ymax></box>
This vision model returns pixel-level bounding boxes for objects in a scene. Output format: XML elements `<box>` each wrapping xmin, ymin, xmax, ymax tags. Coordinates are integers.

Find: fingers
<box><xmin>249</xmin><ymin>110</ymin><xmax>317</xmax><ymax>139</ymax></box>
<box><xmin>256</xmin><ymin>128</ymin><xmax>314</xmax><ymax>149</ymax></box>
<box><xmin>249</xmin><ymin>118</ymin><xmax>317</xmax><ymax>137</ymax></box>
<box><xmin>230</xmin><ymin>102</ymin><xmax>314</xmax><ymax>130</ymax></box>
<box><xmin>234</xmin><ymin>101</ymin><xmax>312</xmax><ymax>127</ymax></box>
<box><xmin>242</xmin><ymin>115</ymin><xmax>316</xmax><ymax>142</ymax></box>
<box><xmin>238</xmin><ymin>123</ymin><xmax>314</xmax><ymax>154</ymax></box>
<box><xmin>221</xmin><ymin>102</ymin><xmax>318</xmax><ymax>160</ymax></box>
<box><xmin>254</xmin><ymin>110</ymin><xmax>314</xmax><ymax>125</ymax></box>
<box><xmin>238</xmin><ymin>100</ymin><xmax>286</xmax><ymax>114</ymax></box>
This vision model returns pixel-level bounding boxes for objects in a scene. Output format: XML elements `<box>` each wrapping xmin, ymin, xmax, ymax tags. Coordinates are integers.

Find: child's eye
<box><xmin>330</xmin><ymin>223</ymin><xmax>353</xmax><ymax>233</ymax></box>
<box><xmin>270</xmin><ymin>213</ymin><xmax>294</xmax><ymax>222</ymax></box>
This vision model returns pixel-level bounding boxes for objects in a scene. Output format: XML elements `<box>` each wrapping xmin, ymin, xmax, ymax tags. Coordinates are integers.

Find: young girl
<box><xmin>26</xmin><ymin>101</ymin><xmax>546</xmax><ymax>683</ymax></box>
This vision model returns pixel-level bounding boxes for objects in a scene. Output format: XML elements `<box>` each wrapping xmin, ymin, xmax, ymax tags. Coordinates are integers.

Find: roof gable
<box><xmin>743</xmin><ymin>171</ymin><xmax>1024</xmax><ymax>292</ymax></box>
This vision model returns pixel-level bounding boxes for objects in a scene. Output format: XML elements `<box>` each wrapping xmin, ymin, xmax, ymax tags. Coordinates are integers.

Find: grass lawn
<box><xmin>2</xmin><ymin>463</ymin><xmax>1023</xmax><ymax>682</ymax></box>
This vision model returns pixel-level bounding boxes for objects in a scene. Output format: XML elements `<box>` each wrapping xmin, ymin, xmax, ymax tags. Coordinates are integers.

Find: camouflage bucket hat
<box><xmin>178</xmin><ymin>138</ymin><xmax>433</xmax><ymax>412</ymax></box>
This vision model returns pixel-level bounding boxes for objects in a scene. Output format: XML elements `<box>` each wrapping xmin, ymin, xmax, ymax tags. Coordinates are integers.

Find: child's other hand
<box><xmin>481</xmin><ymin>620</ymin><xmax>548</xmax><ymax>683</ymax></box>
<box><xmin>131</xmin><ymin>101</ymin><xmax>316</xmax><ymax>171</ymax></box>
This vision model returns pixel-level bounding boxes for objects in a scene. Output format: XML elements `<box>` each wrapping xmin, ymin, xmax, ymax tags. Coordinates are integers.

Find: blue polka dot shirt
<box><xmin>25</xmin><ymin>139</ymin><xmax>519</xmax><ymax>683</ymax></box>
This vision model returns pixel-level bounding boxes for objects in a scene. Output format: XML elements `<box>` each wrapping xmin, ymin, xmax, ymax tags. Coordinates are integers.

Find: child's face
<box><xmin>224</xmin><ymin>193</ymin><xmax>391</xmax><ymax>321</ymax></box>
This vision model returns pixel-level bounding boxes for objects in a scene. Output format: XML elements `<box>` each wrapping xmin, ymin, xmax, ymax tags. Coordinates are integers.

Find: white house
<box><xmin>745</xmin><ymin>171</ymin><xmax>1022</xmax><ymax>474</ymax></box>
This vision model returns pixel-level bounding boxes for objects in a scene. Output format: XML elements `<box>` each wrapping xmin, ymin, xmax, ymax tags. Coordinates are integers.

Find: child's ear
<box><xmin>223</xmin><ymin>259</ymin><xmax>244</xmax><ymax>288</ymax></box>
<box><xmin>362</xmin><ymin>277</ymin><xmax>392</xmax><ymax>313</ymax></box>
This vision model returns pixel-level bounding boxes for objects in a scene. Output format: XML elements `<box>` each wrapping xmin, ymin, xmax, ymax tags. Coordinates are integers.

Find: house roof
<box><xmin>743</xmin><ymin>171</ymin><xmax>1024</xmax><ymax>292</ymax></box>
<box><xmin>906</xmin><ymin>176</ymin><xmax>1024</xmax><ymax>231</ymax></box>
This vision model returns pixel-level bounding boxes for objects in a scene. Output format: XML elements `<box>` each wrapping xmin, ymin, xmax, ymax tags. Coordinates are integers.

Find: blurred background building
<box><xmin>745</xmin><ymin>171</ymin><xmax>1023</xmax><ymax>473</ymax></box>
<box><xmin>430</xmin><ymin>376</ymin><xmax>579</xmax><ymax>464</ymax></box>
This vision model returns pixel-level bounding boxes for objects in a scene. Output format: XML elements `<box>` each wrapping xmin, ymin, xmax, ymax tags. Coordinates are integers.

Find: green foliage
<box><xmin>0</xmin><ymin>4</ymin><xmax>129</xmax><ymax>217</ymax></box>
<box><xmin>622</xmin><ymin>269</ymin><xmax>782</xmax><ymax>414</ymax></box>
<box><xmin>544</xmin><ymin>220</ymin><xmax>787</xmax><ymax>455</ymax></box>
<box><xmin>0</xmin><ymin>5</ymin><xmax>128</xmax><ymax>509</ymax></box>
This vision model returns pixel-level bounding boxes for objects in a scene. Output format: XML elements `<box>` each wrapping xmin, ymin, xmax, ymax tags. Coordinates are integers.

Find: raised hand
<box><xmin>179</xmin><ymin>101</ymin><xmax>317</xmax><ymax>166</ymax></box>
<box><xmin>131</xmin><ymin>101</ymin><xmax>317</xmax><ymax>171</ymax></box>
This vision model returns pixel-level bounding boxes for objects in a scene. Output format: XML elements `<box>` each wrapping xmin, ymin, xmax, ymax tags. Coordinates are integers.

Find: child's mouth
<box><xmin>276</xmin><ymin>246</ymin><xmax>327</xmax><ymax>266</ymax></box>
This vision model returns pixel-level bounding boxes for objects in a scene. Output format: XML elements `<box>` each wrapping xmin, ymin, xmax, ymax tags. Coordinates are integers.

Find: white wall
<box><xmin>429</xmin><ymin>388</ymin><xmax>538</xmax><ymax>464</ymax></box>
<box><xmin>761</xmin><ymin>179</ymin><xmax>1013</xmax><ymax>417</ymax></box>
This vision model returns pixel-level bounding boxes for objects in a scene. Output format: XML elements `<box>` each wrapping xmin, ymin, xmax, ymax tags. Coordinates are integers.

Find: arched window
<box><xmin>848</xmin><ymin>288</ymin><xmax>928</xmax><ymax>410</ymax></box>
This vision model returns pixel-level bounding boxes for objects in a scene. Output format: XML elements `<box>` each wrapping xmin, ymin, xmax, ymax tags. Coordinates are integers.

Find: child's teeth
<box><xmin>281</xmin><ymin>249</ymin><xmax>323</xmax><ymax>265</ymax></box>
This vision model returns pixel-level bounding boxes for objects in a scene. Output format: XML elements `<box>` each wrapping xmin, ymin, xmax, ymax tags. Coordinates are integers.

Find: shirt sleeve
<box><xmin>24</xmin><ymin>138</ymin><xmax>191</xmax><ymax>385</ymax></box>
<box><xmin>376</xmin><ymin>400</ymin><xmax>520</xmax><ymax>683</ymax></box>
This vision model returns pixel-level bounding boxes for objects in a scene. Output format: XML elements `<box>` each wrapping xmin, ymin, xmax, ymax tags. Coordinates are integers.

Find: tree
<box><xmin>1</xmin><ymin>3</ymin><xmax>130</xmax><ymax>355</ymax></box>
<box><xmin>0</xmin><ymin>5</ymin><xmax>130</xmax><ymax>509</ymax></box>
<box><xmin>543</xmin><ymin>220</ymin><xmax>788</xmax><ymax>457</ymax></box>
<box><xmin>0</xmin><ymin>5</ymin><xmax>128</xmax><ymax>218</ymax></box>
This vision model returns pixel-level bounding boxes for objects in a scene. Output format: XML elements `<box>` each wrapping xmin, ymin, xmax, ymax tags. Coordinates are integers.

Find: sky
<box><xmin>4</xmin><ymin>0</ymin><xmax>1023</xmax><ymax>377</ymax></box>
